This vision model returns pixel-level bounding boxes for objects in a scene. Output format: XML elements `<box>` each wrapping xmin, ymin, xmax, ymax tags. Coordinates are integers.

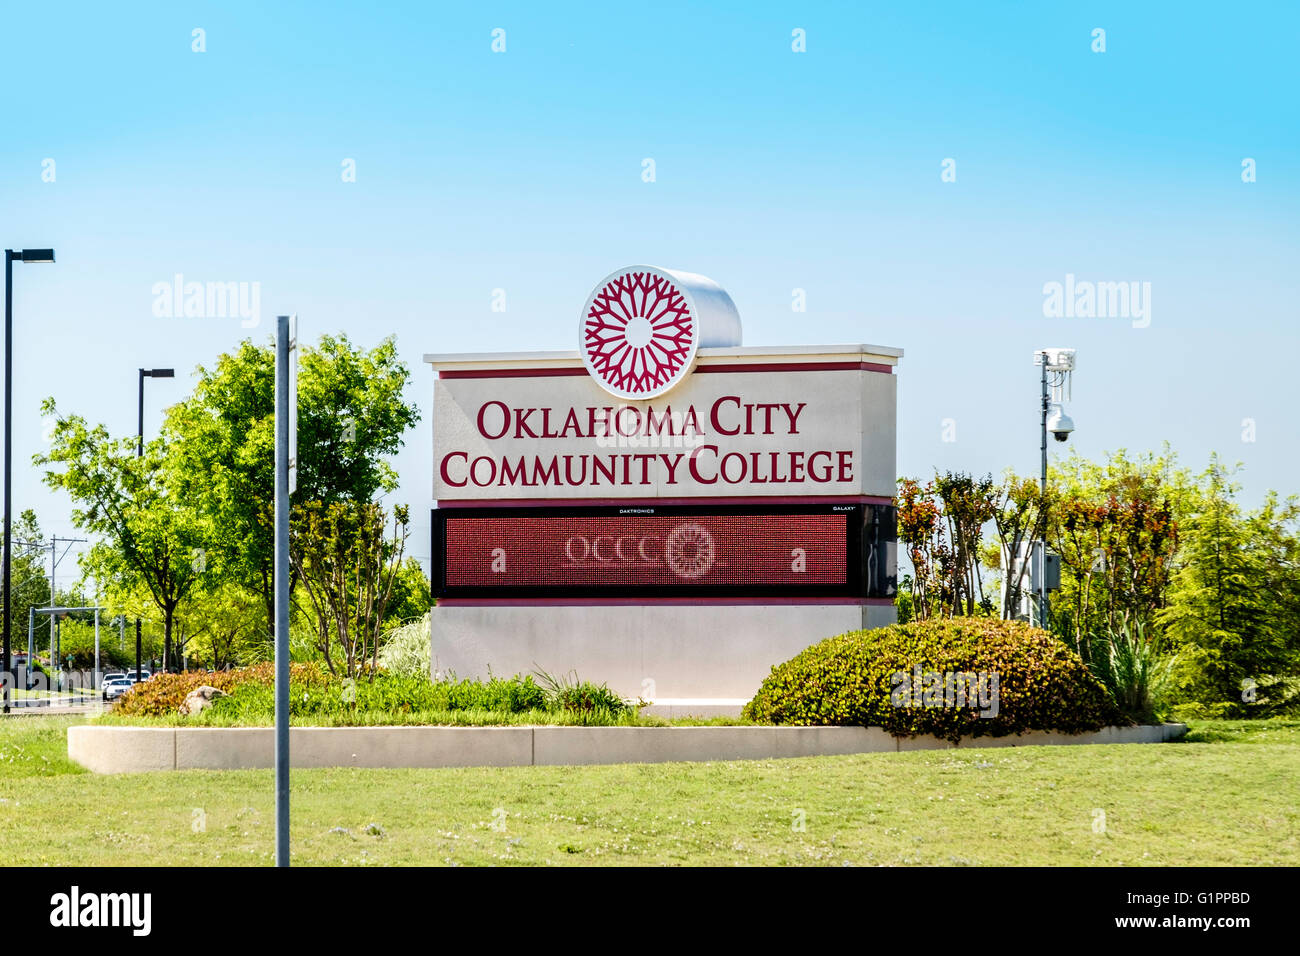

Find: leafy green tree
<box><xmin>897</xmin><ymin>477</ymin><xmax>943</xmax><ymax>621</ymax></box>
<box><xmin>933</xmin><ymin>472</ymin><xmax>997</xmax><ymax>616</ymax></box>
<box><xmin>163</xmin><ymin>334</ymin><xmax>420</xmax><ymax>636</ymax></box>
<box><xmin>1051</xmin><ymin>444</ymin><xmax>1202</xmax><ymax>521</ymax></box>
<box><xmin>291</xmin><ymin>501</ymin><xmax>410</xmax><ymax>678</ymax></box>
<box><xmin>986</xmin><ymin>474</ymin><xmax>1046</xmax><ymax>621</ymax></box>
<box><xmin>90</xmin><ymin>580</ymin><xmax>165</xmax><ymax>668</ymax></box>
<box><xmin>383</xmin><ymin>556</ymin><xmax>433</xmax><ymax>629</ymax></box>
<box><xmin>35</xmin><ymin>403</ymin><xmax>210</xmax><ymax>671</ymax></box>
<box><xmin>897</xmin><ymin>474</ymin><xmax>997</xmax><ymax>619</ymax></box>
<box><xmin>1158</xmin><ymin>462</ymin><xmax>1300</xmax><ymax>715</ymax></box>
<box><xmin>178</xmin><ymin>584</ymin><xmax>267</xmax><ymax>669</ymax></box>
<box><xmin>1046</xmin><ymin>446</ymin><xmax>1191</xmax><ymax>654</ymax></box>
<box><xmin>52</xmin><ymin>617</ymin><xmax>133</xmax><ymax>670</ymax></box>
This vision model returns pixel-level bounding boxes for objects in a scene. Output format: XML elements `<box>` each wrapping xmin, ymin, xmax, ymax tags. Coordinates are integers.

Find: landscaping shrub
<box><xmin>113</xmin><ymin>656</ymin><xmax>636</xmax><ymax>725</ymax></box>
<box><xmin>207</xmin><ymin>672</ymin><xmax>555</xmax><ymax>721</ymax></box>
<box><xmin>743</xmin><ymin>618</ymin><xmax>1124</xmax><ymax>742</ymax></box>
<box><xmin>446</xmin><ymin>674</ymin><xmax>549</xmax><ymax>712</ymax></box>
<box><xmin>114</xmin><ymin>662</ymin><xmax>630</xmax><ymax>724</ymax></box>
<box><xmin>114</xmin><ymin>662</ymin><xmax>329</xmax><ymax>717</ymax></box>
<box><xmin>375</xmin><ymin>613</ymin><xmax>431</xmax><ymax>679</ymax></box>
<box><xmin>1087</xmin><ymin>621</ymin><xmax>1179</xmax><ymax>724</ymax></box>
<box><xmin>534</xmin><ymin>669</ymin><xmax>632</xmax><ymax>723</ymax></box>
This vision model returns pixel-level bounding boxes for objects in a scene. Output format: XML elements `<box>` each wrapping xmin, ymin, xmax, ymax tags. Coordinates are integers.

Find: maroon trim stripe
<box><xmin>436</xmin><ymin>597</ymin><xmax>896</xmax><ymax>608</ymax></box>
<box><xmin>437</xmin><ymin>360</ymin><xmax>893</xmax><ymax>380</ymax></box>
<box><xmin>440</xmin><ymin>367</ymin><xmax>587</xmax><ymax>379</ymax></box>
<box><xmin>435</xmin><ymin>495</ymin><xmax>895</xmax><ymax>508</ymax></box>
<box><xmin>700</xmin><ymin>361</ymin><xmax>893</xmax><ymax>375</ymax></box>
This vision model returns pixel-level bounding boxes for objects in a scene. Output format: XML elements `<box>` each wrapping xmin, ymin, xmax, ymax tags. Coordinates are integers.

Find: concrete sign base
<box><xmin>430</xmin><ymin>601</ymin><xmax>897</xmax><ymax>700</ymax></box>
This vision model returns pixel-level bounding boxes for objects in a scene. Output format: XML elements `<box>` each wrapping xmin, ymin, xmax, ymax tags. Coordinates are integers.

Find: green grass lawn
<box><xmin>1</xmin><ymin>715</ymin><xmax>1296</xmax><ymax>866</ymax></box>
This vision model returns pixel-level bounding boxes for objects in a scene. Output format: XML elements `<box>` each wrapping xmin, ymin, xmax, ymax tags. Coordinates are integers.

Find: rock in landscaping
<box><xmin>180</xmin><ymin>685</ymin><xmax>229</xmax><ymax>716</ymax></box>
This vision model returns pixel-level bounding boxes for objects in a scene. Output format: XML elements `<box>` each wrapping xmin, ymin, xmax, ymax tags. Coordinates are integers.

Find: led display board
<box><xmin>432</xmin><ymin>502</ymin><xmax>896</xmax><ymax>600</ymax></box>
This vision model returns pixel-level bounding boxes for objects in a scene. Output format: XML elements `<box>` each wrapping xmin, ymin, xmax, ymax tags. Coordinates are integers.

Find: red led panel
<box><xmin>430</xmin><ymin>502</ymin><xmax>899</xmax><ymax>600</ymax></box>
<box><xmin>443</xmin><ymin>513</ymin><xmax>847</xmax><ymax>589</ymax></box>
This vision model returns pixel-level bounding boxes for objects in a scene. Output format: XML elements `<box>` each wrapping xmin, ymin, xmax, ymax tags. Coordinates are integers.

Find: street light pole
<box><xmin>136</xmin><ymin>367</ymin><xmax>174</xmax><ymax>678</ymax></box>
<box><xmin>4</xmin><ymin>252</ymin><xmax>11</xmax><ymax>714</ymax></box>
<box><xmin>137</xmin><ymin>368</ymin><xmax>145</xmax><ymax>457</ymax></box>
<box><xmin>4</xmin><ymin>248</ymin><xmax>55</xmax><ymax>714</ymax></box>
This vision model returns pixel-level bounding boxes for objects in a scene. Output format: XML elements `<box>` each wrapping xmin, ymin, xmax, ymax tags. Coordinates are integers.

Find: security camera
<box><xmin>1040</xmin><ymin>348</ymin><xmax>1077</xmax><ymax>372</ymax></box>
<box><xmin>1047</xmin><ymin>404</ymin><xmax>1074</xmax><ymax>442</ymax></box>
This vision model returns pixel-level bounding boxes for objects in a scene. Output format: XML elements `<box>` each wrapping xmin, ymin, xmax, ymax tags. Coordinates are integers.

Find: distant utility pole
<box><xmin>45</xmin><ymin>535</ymin><xmax>86</xmax><ymax>678</ymax></box>
<box><xmin>47</xmin><ymin>535</ymin><xmax>87</xmax><ymax>596</ymax></box>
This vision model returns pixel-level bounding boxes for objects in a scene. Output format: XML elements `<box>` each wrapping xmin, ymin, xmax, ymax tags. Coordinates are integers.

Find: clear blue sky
<box><xmin>2</xmin><ymin>1</ymin><xmax>1297</xmax><ymax>587</ymax></box>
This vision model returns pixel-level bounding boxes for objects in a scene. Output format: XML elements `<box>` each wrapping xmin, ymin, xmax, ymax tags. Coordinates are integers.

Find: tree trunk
<box><xmin>261</xmin><ymin>566</ymin><xmax>274</xmax><ymax>643</ymax></box>
<box><xmin>163</xmin><ymin>605</ymin><xmax>174</xmax><ymax>673</ymax></box>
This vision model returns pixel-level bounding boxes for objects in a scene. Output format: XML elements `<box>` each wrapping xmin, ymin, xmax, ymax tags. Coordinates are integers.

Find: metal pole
<box><xmin>1039</xmin><ymin>356</ymin><xmax>1049</xmax><ymax>629</ymax></box>
<box><xmin>26</xmin><ymin>606</ymin><xmax>33</xmax><ymax>690</ymax></box>
<box><xmin>94</xmin><ymin>609</ymin><xmax>100</xmax><ymax>692</ymax></box>
<box><xmin>3</xmin><ymin>251</ymin><xmax>12</xmax><ymax>713</ymax></box>
<box><xmin>136</xmin><ymin>369</ymin><xmax>144</xmax><ymax>679</ymax></box>
<box><xmin>47</xmin><ymin>535</ymin><xmax>55</xmax><ymax>690</ymax></box>
<box><xmin>274</xmin><ymin>314</ymin><xmax>291</xmax><ymax>867</ymax></box>
<box><xmin>137</xmin><ymin>368</ymin><xmax>145</xmax><ymax>457</ymax></box>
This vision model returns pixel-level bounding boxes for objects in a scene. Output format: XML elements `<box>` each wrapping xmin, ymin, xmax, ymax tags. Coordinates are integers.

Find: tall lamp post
<box><xmin>4</xmin><ymin>249</ymin><xmax>56</xmax><ymax>714</ymax></box>
<box><xmin>1033</xmin><ymin>348</ymin><xmax>1076</xmax><ymax>629</ymax></box>
<box><xmin>135</xmin><ymin>368</ymin><xmax>174</xmax><ymax>679</ymax></box>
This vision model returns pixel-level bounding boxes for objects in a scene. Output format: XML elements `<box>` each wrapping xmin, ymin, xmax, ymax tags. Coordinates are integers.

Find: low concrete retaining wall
<box><xmin>68</xmin><ymin>722</ymin><xmax>1188</xmax><ymax>773</ymax></box>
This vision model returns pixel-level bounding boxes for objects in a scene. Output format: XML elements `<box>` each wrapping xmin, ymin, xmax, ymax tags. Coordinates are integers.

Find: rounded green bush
<box><xmin>743</xmin><ymin>618</ymin><xmax>1125</xmax><ymax>742</ymax></box>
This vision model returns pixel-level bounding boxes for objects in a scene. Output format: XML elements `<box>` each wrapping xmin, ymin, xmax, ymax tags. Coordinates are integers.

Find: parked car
<box><xmin>104</xmin><ymin>669</ymin><xmax>151</xmax><ymax>685</ymax></box>
<box><xmin>102</xmin><ymin>676</ymin><xmax>138</xmax><ymax>702</ymax></box>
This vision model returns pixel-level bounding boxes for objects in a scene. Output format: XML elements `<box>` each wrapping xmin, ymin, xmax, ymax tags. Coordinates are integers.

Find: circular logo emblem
<box><xmin>664</xmin><ymin>523</ymin><xmax>716</xmax><ymax>579</ymax></box>
<box><xmin>580</xmin><ymin>266</ymin><xmax>699</xmax><ymax>399</ymax></box>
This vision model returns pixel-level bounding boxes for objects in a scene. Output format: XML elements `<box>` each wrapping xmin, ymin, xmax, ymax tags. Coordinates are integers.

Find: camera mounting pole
<box><xmin>1040</xmin><ymin>354</ymin><xmax>1049</xmax><ymax>628</ymax></box>
<box><xmin>1033</xmin><ymin>347</ymin><xmax>1077</xmax><ymax>629</ymax></box>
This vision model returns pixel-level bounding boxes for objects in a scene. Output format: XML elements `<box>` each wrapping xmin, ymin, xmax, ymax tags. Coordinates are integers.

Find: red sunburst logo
<box><xmin>580</xmin><ymin>267</ymin><xmax>698</xmax><ymax>399</ymax></box>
